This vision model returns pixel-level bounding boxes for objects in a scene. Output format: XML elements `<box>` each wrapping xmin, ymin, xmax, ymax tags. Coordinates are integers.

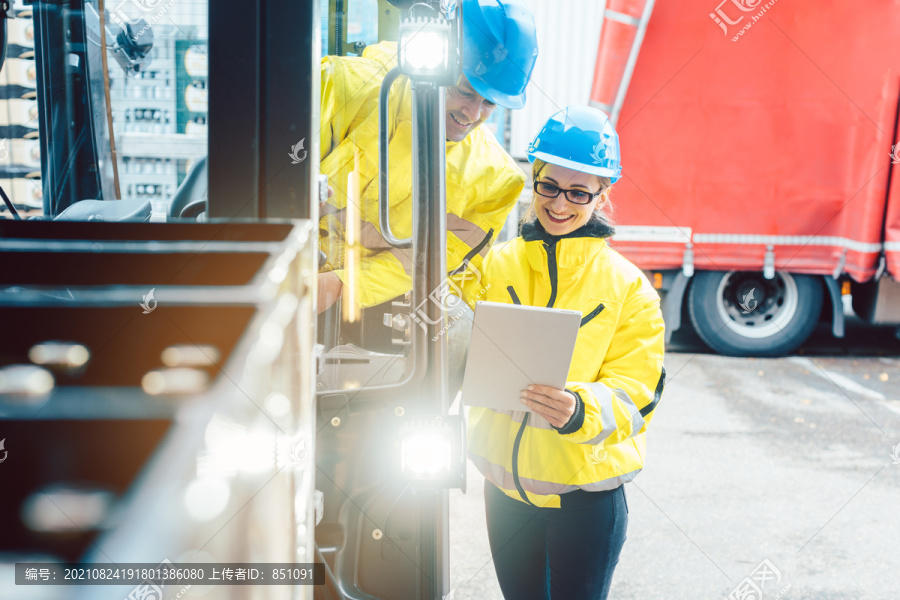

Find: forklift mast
<box><xmin>316</xmin><ymin>1</ymin><xmax>461</xmax><ymax>598</ymax></box>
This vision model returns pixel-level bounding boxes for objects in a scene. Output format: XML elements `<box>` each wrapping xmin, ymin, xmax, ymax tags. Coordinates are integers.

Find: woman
<box><xmin>462</xmin><ymin>106</ymin><xmax>666</xmax><ymax>600</ymax></box>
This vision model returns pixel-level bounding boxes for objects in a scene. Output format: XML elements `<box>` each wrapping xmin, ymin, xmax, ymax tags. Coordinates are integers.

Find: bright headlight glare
<box><xmin>398</xmin><ymin>18</ymin><xmax>452</xmax><ymax>78</ymax></box>
<box><xmin>400</xmin><ymin>431</ymin><xmax>452</xmax><ymax>479</ymax></box>
<box><xmin>401</xmin><ymin>31</ymin><xmax>448</xmax><ymax>73</ymax></box>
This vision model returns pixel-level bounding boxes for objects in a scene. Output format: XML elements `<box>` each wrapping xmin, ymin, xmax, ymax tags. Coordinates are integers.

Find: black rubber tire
<box><xmin>688</xmin><ymin>270</ymin><xmax>823</xmax><ymax>357</ymax></box>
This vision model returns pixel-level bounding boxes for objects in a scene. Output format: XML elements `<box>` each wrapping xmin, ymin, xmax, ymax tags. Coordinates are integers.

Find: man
<box><xmin>317</xmin><ymin>0</ymin><xmax>538</xmax><ymax>312</ymax></box>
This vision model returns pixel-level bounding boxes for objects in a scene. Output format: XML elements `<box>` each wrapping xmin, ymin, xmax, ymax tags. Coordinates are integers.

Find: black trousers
<box><xmin>484</xmin><ymin>480</ymin><xmax>628</xmax><ymax>600</ymax></box>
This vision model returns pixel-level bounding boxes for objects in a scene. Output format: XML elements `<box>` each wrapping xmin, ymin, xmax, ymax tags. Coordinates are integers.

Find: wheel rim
<box><xmin>714</xmin><ymin>271</ymin><xmax>800</xmax><ymax>339</ymax></box>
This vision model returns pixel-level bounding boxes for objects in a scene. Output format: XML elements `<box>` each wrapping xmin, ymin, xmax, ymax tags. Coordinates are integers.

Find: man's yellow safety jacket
<box><xmin>319</xmin><ymin>42</ymin><xmax>525</xmax><ymax>307</ymax></box>
<box><xmin>461</xmin><ymin>219</ymin><xmax>666</xmax><ymax>507</ymax></box>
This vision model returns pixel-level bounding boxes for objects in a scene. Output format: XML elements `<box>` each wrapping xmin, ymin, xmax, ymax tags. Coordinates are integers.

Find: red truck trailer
<box><xmin>592</xmin><ymin>0</ymin><xmax>900</xmax><ymax>356</ymax></box>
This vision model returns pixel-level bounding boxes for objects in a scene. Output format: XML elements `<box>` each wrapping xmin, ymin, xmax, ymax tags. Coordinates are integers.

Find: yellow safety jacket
<box><xmin>461</xmin><ymin>219</ymin><xmax>666</xmax><ymax>508</ymax></box>
<box><xmin>318</xmin><ymin>42</ymin><xmax>525</xmax><ymax>307</ymax></box>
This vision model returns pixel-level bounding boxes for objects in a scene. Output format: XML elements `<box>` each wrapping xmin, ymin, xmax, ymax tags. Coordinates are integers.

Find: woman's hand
<box><xmin>520</xmin><ymin>385</ymin><xmax>577</xmax><ymax>428</ymax></box>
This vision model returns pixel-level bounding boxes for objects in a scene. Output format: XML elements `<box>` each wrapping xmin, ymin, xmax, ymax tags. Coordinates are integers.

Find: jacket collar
<box><xmin>521</xmin><ymin>218</ymin><xmax>614</xmax><ymax>275</ymax></box>
<box><xmin>520</xmin><ymin>218</ymin><xmax>615</xmax><ymax>244</ymax></box>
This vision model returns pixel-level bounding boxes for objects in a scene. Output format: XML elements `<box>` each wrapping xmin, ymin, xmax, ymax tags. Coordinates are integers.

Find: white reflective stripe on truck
<box><xmin>611</xmin><ymin>225</ymin><xmax>692</xmax><ymax>243</ymax></box>
<box><xmin>692</xmin><ymin>233</ymin><xmax>882</xmax><ymax>253</ymax></box>
<box><xmin>603</xmin><ymin>9</ymin><xmax>643</xmax><ymax>26</ymax></box>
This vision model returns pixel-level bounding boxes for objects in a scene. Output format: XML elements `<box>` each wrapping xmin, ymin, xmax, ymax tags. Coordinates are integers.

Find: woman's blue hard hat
<box><xmin>527</xmin><ymin>105</ymin><xmax>622</xmax><ymax>182</ymax></box>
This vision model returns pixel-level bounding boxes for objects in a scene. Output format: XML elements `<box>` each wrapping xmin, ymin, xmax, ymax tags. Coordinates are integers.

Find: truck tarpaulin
<box><xmin>594</xmin><ymin>0</ymin><xmax>900</xmax><ymax>282</ymax></box>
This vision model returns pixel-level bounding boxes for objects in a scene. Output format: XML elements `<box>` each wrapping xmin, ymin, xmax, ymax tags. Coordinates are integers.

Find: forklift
<box><xmin>0</xmin><ymin>1</ymin><xmax>463</xmax><ymax>598</ymax></box>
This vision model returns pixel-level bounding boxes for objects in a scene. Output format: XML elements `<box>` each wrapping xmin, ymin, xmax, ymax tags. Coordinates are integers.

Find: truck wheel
<box><xmin>688</xmin><ymin>270</ymin><xmax>822</xmax><ymax>357</ymax></box>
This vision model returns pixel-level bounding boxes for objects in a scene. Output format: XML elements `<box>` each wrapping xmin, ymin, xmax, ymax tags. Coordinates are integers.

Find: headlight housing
<box><xmin>398</xmin><ymin>17</ymin><xmax>458</xmax><ymax>85</ymax></box>
<box><xmin>398</xmin><ymin>415</ymin><xmax>466</xmax><ymax>490</ymax></box>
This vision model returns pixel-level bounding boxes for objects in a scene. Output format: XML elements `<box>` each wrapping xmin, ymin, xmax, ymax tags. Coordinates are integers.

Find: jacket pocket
<box><xmin>573</xmin><ymin>299</ymin><xmax>617</xmax><ymax>370</ymax></box>
<box><xmin>580</xmin><ymin>302</ymin><xmax>605</xmax><ymax>327</ymax></box>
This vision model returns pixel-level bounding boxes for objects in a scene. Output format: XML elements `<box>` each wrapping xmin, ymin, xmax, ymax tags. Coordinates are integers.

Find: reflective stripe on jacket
<box><xmin>461</xmin><ymin>219</ymin><xmax>666</xmax><ymax>508</ymax></box>
<box><xmin>318</xmin><ymin>42</ymin><xmax>525</xmax><ymax>307</ymax></box>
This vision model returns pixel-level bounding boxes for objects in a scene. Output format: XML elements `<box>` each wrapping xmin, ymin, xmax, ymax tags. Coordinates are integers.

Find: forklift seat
<box><xmin>54</xmin><ymin>198</ymin><xmax>151</xmax><ymax>222</ymax></box>
<box><xmin>167</xmin><ymin>156</ymin><xmax>208</xmax><ymax>219</ymax></box>
<box><xmin>53</xmin><ymin>157</ymin><xmax>208</xmax><ymax>222</ymax></box>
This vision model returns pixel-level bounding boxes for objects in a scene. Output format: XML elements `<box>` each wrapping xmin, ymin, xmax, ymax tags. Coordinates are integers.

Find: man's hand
<box><xmin>520</xmin><ymin>385</ymin><xmax>577</xmax><ymax>429</ymax></box>
<box><xmin>319</xmin><ymin>186</ymin><xmax>335</xmax><ymax>215</ymax></box>
<box><xmin>318</xmin><ymin>271</ymin><xmax>343</xmax><ymax>314</ymax></box>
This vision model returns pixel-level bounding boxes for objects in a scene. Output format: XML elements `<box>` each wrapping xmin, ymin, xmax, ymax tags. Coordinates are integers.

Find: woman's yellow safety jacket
<box><xmin>462</xmin><ymin>219</ymin><xmax>666</xmax><ymax>508</ymax></box>
<box><xmin>319</xmin><ymin>42</ymin><xmax>525</xmax><ymax>307</ymax></box>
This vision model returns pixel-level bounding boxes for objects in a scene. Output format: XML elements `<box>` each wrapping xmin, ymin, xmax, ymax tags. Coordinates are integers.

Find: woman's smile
<box><xmin>545</xmin><ymin>208</ymin><xmax>574</xmax><ymax>224</ymax></box>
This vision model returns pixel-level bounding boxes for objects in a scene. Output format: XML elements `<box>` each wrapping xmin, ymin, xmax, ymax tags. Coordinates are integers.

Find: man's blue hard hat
<box><xmin>462</xmin><ymin>0</ymin><xmax>538</xmax><ymax>110</ymax></box>
<box><xmin>527</xmin><ymin>105</ymin><xmax>622</xmax><ymax>182</ymax></box>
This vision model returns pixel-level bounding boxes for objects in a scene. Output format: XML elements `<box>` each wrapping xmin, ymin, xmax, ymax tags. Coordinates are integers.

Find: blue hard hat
<box><xmin>527</xmin><ymin>106</ymin><xmax>622</xmax><ymax>182</ymax></box>
<box><xmin>462</xmin><ymin>0</ymin><xmax>538</xmax><ymax>110</ymax></box>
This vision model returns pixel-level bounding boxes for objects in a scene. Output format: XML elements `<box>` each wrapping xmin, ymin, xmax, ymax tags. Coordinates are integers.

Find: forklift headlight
<box><xmin>401</xmin><ymin>430</ymin><xmax>452</xmax><ymax>479</ymax></box>
<box><xmin>398</xmin><ymin>416</ymin><xmax>466</xmax><ymax>489</ymax></box>
<box><xmin>398</xmin><ymin>18</ymin><xmax>453</xmax><ymax>81</ymax></box>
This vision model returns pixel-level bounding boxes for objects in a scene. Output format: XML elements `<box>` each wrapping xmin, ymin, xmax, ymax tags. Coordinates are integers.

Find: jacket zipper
<box><xmin>544</xmin><ymin>241</ymin><xmax>558</xmax><ymax>308</ymax></box>
<box><xmin>512</xmin><ymin>414</ymin><xmax>537</xmax><ymax>506</ymax></box>
<box><xmin>510</xmin><ymin>241</ymin><xmax>559</xmax><ymax>506</ymax></box>
<box><xmin>508</xmin><ymin>282</ymin><xmax>530</xmax><ymax>503</ymax></box>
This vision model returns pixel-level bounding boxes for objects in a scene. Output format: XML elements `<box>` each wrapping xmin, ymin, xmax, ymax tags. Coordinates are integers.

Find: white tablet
<box><xmin>460</xmin><ymin>301</ymin><xmax>582</xmax><ymax>412</ymax></box>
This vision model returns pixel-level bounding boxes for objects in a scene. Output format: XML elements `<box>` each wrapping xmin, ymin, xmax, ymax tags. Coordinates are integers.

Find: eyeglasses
<box><xmin>533</xmin><ymin>180</ymin><xmax>602</xmax><ymax>205</ymax></box>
